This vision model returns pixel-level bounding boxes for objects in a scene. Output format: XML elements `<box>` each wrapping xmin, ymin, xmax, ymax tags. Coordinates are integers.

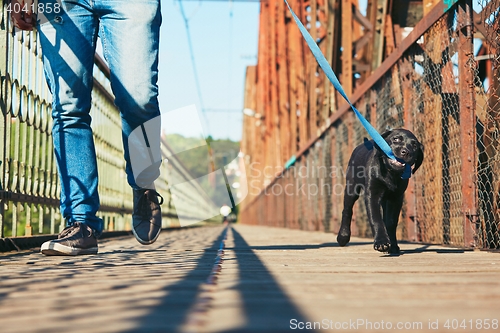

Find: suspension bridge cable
<box><xmin>226</xmin><ymin>0</ymin><xmax>234</xmax><ymax>138</ymax></box>
<box><xmin>177</xmin><ymin>0</ymin><xmax>212</xmax><ymax>137</ymax></box>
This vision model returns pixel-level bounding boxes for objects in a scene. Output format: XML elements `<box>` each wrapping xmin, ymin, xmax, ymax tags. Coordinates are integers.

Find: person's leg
<box><xmin>96</xmin><ymin>0</ymin><xmax>163</xmax><ymax>244</ymax></box>
<box><xmin>38</xmin><ymin>0</ymin><xmax>103</xmax><ymax>238</ymax></box>
<box><xmin>96</xmin><ymin>0</ymin><xmax>162</xmax><ymax>189</ymax></box>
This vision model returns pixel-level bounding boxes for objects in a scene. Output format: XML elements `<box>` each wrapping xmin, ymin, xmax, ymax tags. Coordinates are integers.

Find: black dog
<box><xmin>336</xmin><ymin>129</ymin><xmax>424</xmax><ymax>254</ymax></box>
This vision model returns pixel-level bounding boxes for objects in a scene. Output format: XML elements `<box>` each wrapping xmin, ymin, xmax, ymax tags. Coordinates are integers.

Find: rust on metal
<box><xmin>458</xmin><ymin>0</ymin><xmax>478</xmax><ymax>247</ymax></box>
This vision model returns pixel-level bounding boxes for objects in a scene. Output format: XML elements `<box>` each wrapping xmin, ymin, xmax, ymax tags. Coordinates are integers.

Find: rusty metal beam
<box><xmin>421</xmin><ymin>0</ymin><xmax>446</xmax><ymax>244</ymax></box>
<box><xmin>341</xmin><ymin>0</ymin><xmax>353</xmax><ymax>96</ymax></box>
<box><xmin>309</xmin><ymin>0</ymin><xmax>319</xmax><ymax>137</ymax></box>
<box><xmin>371</xmin><ymin>0</ymin><xmax>388</xmax><ymax>69</ymax></box>
<box><xmin>286</xmin><ymin>0</ymin><xmax>301</xmax><ymax>154</ymax></box>
<box><xmin>473</xmin><ymin>12</ymin><xmax>490</xmax><ymax>42</ymax></box>
<box><xmin>322</xmin><ymin>0</ymin><xmax>337</xmax><ymax>124</ymax></box>
<box><xmin>262</xmin><ymin>2</ymin><xmax>274</xmax><ymax>186</ymax></box>
<box><xmin>353</xmin><ymin>3</ymin><xmax>373</xmax><ymax>31</ymax></box>
<box><xmin>352</xmin><ymin>59</ymin><xmax>371</xmax><ymax>72</ymax></box>
<box><xmin>241</xmin><ymin>66</ymin><xmax>257</xmax><ymax>207</ymax></box>
<box><xmin>354</xmin><ymin>32</ymin><xmax>373</xmax><ymax>56</ymax></box>
<box><xmin>384</xmin><ymin>14</ymin><xmax>396</xmax><ymax>56</ymax></box>
<box><xmin>253</xmin><ymin>3</ymin><xmax>267</xmax><ymax>193</ymax></box>
<box><xmin>278</xmin><ymin>0</ymin><xmax>291</xmax><ymax>164</ymax></box>
<box><xmin>295</xmin><ymin>0</ymin><xmax>308</xmax><ymax>155</ymax></box>
<box><xmin>458</xmin><ymin>0</ymin><xmax>478</xmax><ymax>247</ymax></box>
<box><xmin>269</xmin><ymin>0</ymin><xmax>281</xmax><ymax>168</ymax></box>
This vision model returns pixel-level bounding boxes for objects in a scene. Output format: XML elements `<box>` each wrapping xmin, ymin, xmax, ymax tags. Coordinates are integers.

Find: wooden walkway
<box><xmin>1</xmin><ymin>224</ymin><xmax>499</xmax><ymax>332</ymax></box>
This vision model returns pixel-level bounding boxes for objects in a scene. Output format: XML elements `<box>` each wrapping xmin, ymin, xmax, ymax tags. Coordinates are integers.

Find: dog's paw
<box><xmin>373</xmin><ymin>238</ymin><xmax>391</xmax><ymax>252</ymax></box>
<box><xmin>337</xmin><ymin>233</ymin><xmax>351</xmax><ymax>247</ymax></box>
<box><xmin>389</xmin><ymin>244</ymin><xmax>400</xmax><ymax>254</ymax></box>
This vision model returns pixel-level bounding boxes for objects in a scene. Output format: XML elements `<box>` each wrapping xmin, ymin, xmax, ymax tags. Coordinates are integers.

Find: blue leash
<box><xmin>284</xmin><ymin>0</ymin><xmax>411</xmax><ymax>179</ymax></box>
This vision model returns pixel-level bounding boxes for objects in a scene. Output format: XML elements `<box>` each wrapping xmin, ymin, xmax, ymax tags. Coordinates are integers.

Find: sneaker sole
<box><xmin>131</xmin><ymin>226</ymin><xmax>161</xmax><ymax>245</ymax></box>
<box><xmin>41</xmin><ymin>242</ymin><xmax>98</xmax><ymax>256</ymax></box>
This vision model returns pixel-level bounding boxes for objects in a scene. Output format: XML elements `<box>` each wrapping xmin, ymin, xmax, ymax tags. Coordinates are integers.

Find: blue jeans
<box><xmin>37</xmin><ymin>0</ymin><xmax>162</xmax><ymax>235</ymax></box>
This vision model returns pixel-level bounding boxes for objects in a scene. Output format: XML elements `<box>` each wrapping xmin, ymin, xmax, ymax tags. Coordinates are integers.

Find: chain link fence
<box><xmin>475</xmin><ymin>0</ymin><xmax>500</xmax><ymax>249</ymax></box>
<box><xmin>241</xmin><ymin>0</ymin><xmax>500</xmax><ymax>249</ymax></box>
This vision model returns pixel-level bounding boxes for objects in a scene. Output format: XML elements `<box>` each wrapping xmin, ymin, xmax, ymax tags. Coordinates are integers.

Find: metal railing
<box><xmin>0</xmin><ymin>2</ymin><xmax>217</xmax><ymax>239</ymax></box>
<box><xmin>241</xmin><ymin>0</ymin><xmax>500</xmax><ymax>249</ymax></box>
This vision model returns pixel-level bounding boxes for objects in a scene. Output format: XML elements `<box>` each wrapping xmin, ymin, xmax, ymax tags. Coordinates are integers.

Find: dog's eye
<box><xmin>393</xmin><ymin>137</ymin><xmax>401</xmax><ymax>142</ymax></box>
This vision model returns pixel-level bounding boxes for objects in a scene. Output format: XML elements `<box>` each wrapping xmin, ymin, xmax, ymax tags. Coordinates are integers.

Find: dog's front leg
<box><xmin>337</xmin><ymin>182</ymin><xmax>359</xmax><ymax>246</ymax></box>
<box><xmin>365</xmin><ymin>187</ymin><xmax>391</xmax><ymax>252</ymax></box>
<box><xmin>383</xmin><ymin>197</ymin><xmax>404</xmax><ymax>254</ymax></box>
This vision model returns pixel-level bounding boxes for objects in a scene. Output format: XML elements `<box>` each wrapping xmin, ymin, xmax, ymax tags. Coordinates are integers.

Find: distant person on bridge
<box><xmin>11</xmin><ymin>0</ymin><xmax>164</xmax><ymax>255</ymax></box>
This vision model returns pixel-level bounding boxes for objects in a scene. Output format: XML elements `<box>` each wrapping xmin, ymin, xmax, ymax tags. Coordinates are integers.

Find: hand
<box><xmin>10</xmin><ymin>0</ymin><xmax>34</xmax><ymax>31</ymax></box>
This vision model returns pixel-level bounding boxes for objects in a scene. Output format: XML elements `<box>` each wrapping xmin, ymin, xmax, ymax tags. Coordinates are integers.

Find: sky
<box><xmin>157</xmin><ymin>0</ymin><xmax>261</xmax><ymax>142</ymax></box>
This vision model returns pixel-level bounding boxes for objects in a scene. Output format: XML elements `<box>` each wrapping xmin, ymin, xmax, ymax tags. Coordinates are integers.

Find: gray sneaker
<box><xmin>41</xmin><ymin>222</ymin><xmax>98</xmax><ymax>255</ymax></box>
<box><xmin>132</xmin><ymin>189</ymin><xmax>163</xmax><ymax>245</ymax></box>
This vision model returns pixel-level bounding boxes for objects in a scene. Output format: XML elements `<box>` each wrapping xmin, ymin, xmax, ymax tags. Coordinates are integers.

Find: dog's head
<box><xmin>378</xmin><ymin>129</ymin><xmax>424</xmax><ymax>174</ymax></box>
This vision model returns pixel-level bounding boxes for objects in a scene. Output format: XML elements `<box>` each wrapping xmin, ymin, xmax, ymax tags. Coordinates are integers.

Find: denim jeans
<box><xmin>37</xmin><ymin>0</ymin><xmax>162</xmax><ymax>235</ymax></box>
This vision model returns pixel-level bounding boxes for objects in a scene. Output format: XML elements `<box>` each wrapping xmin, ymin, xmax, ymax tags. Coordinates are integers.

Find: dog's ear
<box><xmin>412</xmin><ymin>143</ymin><xmax>424</xmax><ymax>174</ymax></box>
<box><xmin>381</xmin><ymin>130</ymin><xmax>392</xmax><ymax>139</ymax></box>
<box><xmin>373</xmin><ymin>130</ymin><xmax>392</xmax><ymax>152</ymax></box>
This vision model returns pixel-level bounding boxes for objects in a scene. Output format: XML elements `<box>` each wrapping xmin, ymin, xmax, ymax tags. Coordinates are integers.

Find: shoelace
<box><xmin>138</xmin><ymin>190</ymin><xmax>163</xmax><ymax>225</ymax></box>
<box><xmin>58</xmin><ymin>223</ymin><xmax>82</xmax><ymax>239</ymax></box>
<box><xmin>137</xmin><ymin>191</ymin><xmax>164</xmax><ymax>224</ymax></box>
<box><xmin>154</xmin><ymin>191</ymin><xmax>164</xmax><ymax>205</ymax></box>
